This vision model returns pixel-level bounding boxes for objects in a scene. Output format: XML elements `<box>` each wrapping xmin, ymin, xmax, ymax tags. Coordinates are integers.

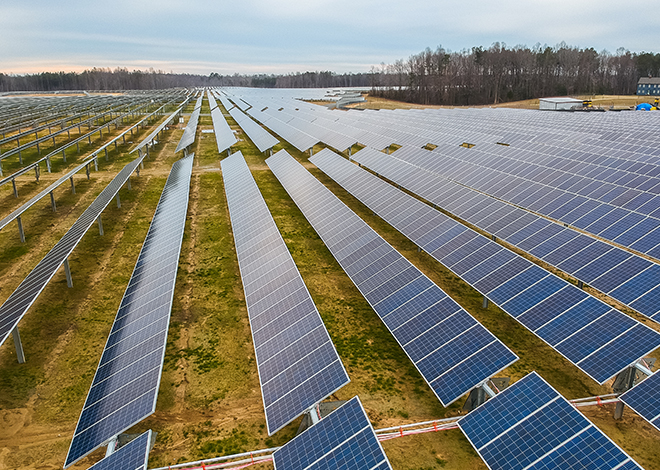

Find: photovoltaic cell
<box><xmin>221</xmin><ymin>151</ymin><xmax>349</xmax><ymax>435</ymax></box>
<box><xmin>272</xmin><ymin>396</ymin><xmax>392</xmax><ymax>470</ymax></box>
<box><xmin>64</xmin><ymin>155</ymin><xmax>193</xmax><ymax>468</ymax></box>
<box><xmin>459</xmin><ymin>372</ymin><xmax>643</xmax><ymax>470</ymax></box>
<box><xmin>620</xmin><ymin>371</ymin><xmax>660</xmax><ymax>433</ymax></box>
<box><xmin>267</xmin><ymin>150</ymin><xmax>517</xmax><ymax>407</ymax></box>
<box><xmin>85</xmin><ymin>430</ymin><xmax>151</xmax><ymax>470</ymax></box>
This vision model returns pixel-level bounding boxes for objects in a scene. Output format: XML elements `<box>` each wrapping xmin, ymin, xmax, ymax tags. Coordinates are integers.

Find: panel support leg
<box><xmin>70</xmin><ymin>176</ymin><xmax>75</xmax><ymax>194</ymax></box>
<box><xmin>12</xmin><ymin>179</ymin><xmax>18</xmax><ymax>197</ymax></box>
<box><xmin>116</xmin><ymin>194</ymin><xmax>121</xmax><ymax>209</ymax></box>
<box><xmin>85</xmin><ymin>164</ymin><xmax>90</xmax><ymax>180</ymax></box>
<box><xmin>577</xmin><ymin>280</ymin><xmax>584</xmax><ymax>289</ymax></box>
<box><xmin>17</xmin><ymin>215</ymin><xmax>25</xmax><ymax>243</ymax></box>
<box><xmin>50</xmin><ymin>191</ymin><xmax>57</xmax><ymax>211</ymax></box>
<box><xmin>63</xmin><ymin>258</ymin><xmax>73</xmax><ymax>288</ymax></box>
<box><xmin>35</xmin><ymin>164</ymin><xmax>40</xmax><ymax>182</ymax></box>
<box><xmin>105</xmin><ymin>436</ymin><xmax>118</xmax><ymax>457</ymax></box>
<box><xmin>97</xmin><ymin>215</ymin><xmax>104</xmax><ymax>236</ymax></box>
<box><xmin>94</xmin><ymin>157</ymin><xmax>98</xmax><ymax>171</ymax></box>
<box><xmin>482</xmin><ymin>296</ymin><xmax>489</xmax><ymax>308</ymax></box>
<box><xmin>307</xmin><ymin>404</ymin><xmax>321</xmax><ymax>425</ymax></box>
<box><xmin>105</xmin><ymin>148</ymin><xmax>108</xmax><ymax>162</ymax></box>
<box><xmin>12</xmin><ymin>328</ymin><xmax>26</xmax><ymax>364</ymax></box>
<box><xmin>127</xmin><ymin>177</ymin><xmax>131</xmax><ymax>190</ymax></box>
<box><xmin>613</xmin><ymin>366</ymin><xmax>637</xmax><ymax>419</ymax></box>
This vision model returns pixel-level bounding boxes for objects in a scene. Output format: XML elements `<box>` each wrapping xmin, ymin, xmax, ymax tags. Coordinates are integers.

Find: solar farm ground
<box><xmin>0</xmin><ymin>95</ymin><xmax>658</xmax><ymax>470</ymax></box>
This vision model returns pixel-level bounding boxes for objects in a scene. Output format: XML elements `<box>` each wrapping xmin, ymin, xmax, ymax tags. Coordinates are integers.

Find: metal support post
<box><xmin>12</xmin><ymin>328</ymin><xmax>26</xmax><ymax>364</ymax></box>
<box><xmin>633</xmin><ymin>361</ymin><xmax>654</xmax><ymax>377</ymax></box>
<box><xmin>70</xmin><ymin>176</ymin><xmax>75</xmax><ymax>194</ymax></box>
<box><xmin>491</xmin><ymin>234</ymin><xmax>496</xmax><ymax>242</ymax></box>
<box><xmin>307</xmin><ymin>404</ymin><xmax>321</xmax><ymax>425</ymax></box>
<box><xmin>482</xmin><ymin>296</ymin><xmax>489</xmax><ymax>309</ymax></box>
<box><xmin>127</xmin><ymin>177</ymin><xmax>131</xmax><ymax>190</ymax></box>
<box><xmin>85</xmin><ymin>164</ymin><xmax>90</xmax><ymax>180</ymax></box>
<box><xmin>577</xmin><ymin>280</ymin><xmax>584</xmax><ymax>289</ymax></box>
<box><xmin>105</xmin><ymin>436</ymin><xmax>118</xmax><ymax>457</ymax></box>
<box><xmin>36</xmin><ymin>141</ymin><xmax>40</xmax><ymax>156</ymax></box>
<box><xmin>17</xmin><ymin>215</ymin><xmax>25</xmax><ymax>243</ymax></box>
<box><xmin>309</xmin><ymin>147</ymin><xmax>313</xmax><ymax>157</ymax></box>
<box><xmin>417</xmin><ymin>246</ymin><xmax>422</xmax><ymax>252</ymax></box>
<box><xmin>35</xmin><ymin>165</ymin><xmax>40</xmax><ymax>181</ymax></box>
<box><xmin>18</xmin><ymin>149</ymin><xmax>23</xmax><ymax>164</ymax></box>
<box><xmin>97</xmin><ymin>215</ymin><xmax>104</xmax><ymax>236</ymax></box>
<box><xmin>76</xmin><ymin>142</ymin><xmax>80</xmax><ymax>153</ymax></box>
<box><xmin>46</xmin><ymin>156</ymin><xmax>51</xmax><ymax>172</ymax></box>
<box><xmin>12</xmin><ymin>179</ymin><xmax>18</xmax><ymax>197</ymax></box>
<box><xmin>94</xmin><ymin>157</ymin><xmax>98</xmax><ymax>171</ymax></box>
<box><xmin>50</xmin><ymin>191</ymin><xmax>57</xmax><ymax>211</ymax></box>
<box><xmin>116</xmin><ymin>194</ymin><xmax>121</xmax><ymax>209</ymax></box>
<box><xmin>62</xmin><ymin>148</ymin><xmax>67</xmax><ymax>163</ymax></box>
<box><xmin>63</xmin><ymin>258</ymin><xmax>73</xmax><ymax>288</ymax></box>
<box><xmin>0</xmin><ymin>160</ymin><xmax>3</xmax><ymax>177</ymax></box>
<box><xmin>115</xmin><ymin>141</ymin><xmax>118</xmax><ymax>151</ymax></box>
<box><xmin>88</xmin><ymin>135</ymin><xmax>91</xmax><ymax>145</ymax></box>
<box><xmin>105</xmin><ymin>148</ymin><xmax>109</xmax><ymax>161</ymax></box>
<box><xmin>613</xmin><ymin>367</ymin><xmax>637</xmax><ymax>419</ymax></box>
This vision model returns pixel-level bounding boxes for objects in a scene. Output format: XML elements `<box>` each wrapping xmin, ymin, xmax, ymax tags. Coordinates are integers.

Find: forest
<box><xmin>2</xmin><ymin>43</ymin><xmax>660</xmax><ymax>106</ymax></box>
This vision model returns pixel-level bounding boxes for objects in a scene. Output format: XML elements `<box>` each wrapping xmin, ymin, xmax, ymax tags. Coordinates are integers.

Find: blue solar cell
<box><xmin>381</xmin><ymin>289</ymin><xmax>443</xmax><ymax>331</ymax></box>
<box><xmin>527</xmin><ymin>229</ymin><xmax>579</xmax><ymax>259</ymax></box>
<box><xmin>501</xmin><ymin>275</ymin><xmax>566</xmax><ymax>318</ymax></box>
<box><xmin>373</xmin><ymin>276</ymin><xmax>434</xmax><ymax>316</ymax></box>
<box><xmin>536</xmin><ymin>296</ymin><xmax>611</xmax><ymax>346</ymax></box>
<box><xmin>561</xmin><ymin>199</ymin><xmax>600</xmax><ymax>225</ymax></box>
<box><xmin>572</xmin><ymin>249</ymin><xmax>631</xmax><ymax>284</ymax></box>
<box><xmin>87</xmin><ymin>430</ymin><xmax>151</xmax><ymax>470</ymax></box>
<box><xmin>459</xmin><ymin>372</ymin><xmax>640</xmax><ymax>470</ymax></box>
<box><xmin>546</xmin><ymin>196</ymin><xmax>586</xmax><ymax>220</ymax></box>
<box><xmin>555</xmin><ymin>311</ymin><xmax>636</xmax><ymax>365</ymax></box>
<box><xmin>507</xmin><ymin>218</ymin><xmax>553</xmax><ymax>245</ymax></box>
<box><xmin>620</xmin><ymin>372</ymin><xmax>660</xmax><ymax>432</ymax></box>
<box><xmin>494</xmin><ymin>212</ymin><xmax>538</xmax><ymax>238</ymax></box>
<box><xmin>421</xmin><ymin>224</ymin><xmax>467</xmax><ymax>253</ymax></box>
<box><xmin>614</xmin><ymin>218</ymin><xmax>660</xmax><ymax>246</ymax></box>
<box><xmin>630</xmin><ymin>226</ymin><xmax>660</xmax><ymax>254</ymax></box>
<box><xmin>517</xmin><ymin>286</ymin><xmax>590</xmax><ymax>332</ymax></box>
<box><xmin>431</xmin><ymin>230</ymin><xmax>479</xmax><ymax>261</ymax></box>
<box><xmin>578</xmin><ymin>324</ymin><xmax>660</xmax><ymax>384</ymax></box>
<box><xmin>630</xmin><ymin>286</ymin><xmax>660</xmax><ymax>321</ymax></box>
<box><xmin>441</xmin><ymin>237</ymin><xmax>491</xmax><ymax>268</ymax></box>
<box><xmin>556</xmin><ymin>242</ymin><xmax>613</xmax><ymax>274</ymax></box>
<box><xmin>457</xmin><ymin>367</ymin><xmax>552</xmax><ymax>449</ymax></box>
<box><xmin>609</xmin><ymin>264</ymin><xmax>660</xmax><ymax>303</ymax></box>
<box><xmin>542</xmin><ymin>235</ymin><xmax>594</xmax><ymax>267</ymax></box>
<box><xmin>272</xmin><ymin>396</ymin><xmax>392</xmax><ymax>470</ymax></box>
<box><xmin>517</xmin><ymin>223</ymin><xmax>565</xmax><ymax>252</ymax></box>
<box><xmin>479</xmin><ymin>399</ymin><xmax>590</xmax><ymax>470</ymax></box>
<box><xmin>451</xmin><ymin>243</ymin><xmax>503</xmax><ymax>277</ymax></box>
<box><xmin>590</xmin><ymin>256</ymin><xmax>653</xmax><ymax>294</ymax></box>
<box><xmin>405</xmin><ymin>310</ymin><xmax>477</xmax><ymax>361</ymax></box>
<box><xmin>473</xmin><ymin>257</ymin><xmax>533</xmax><ymax>294</ymax></box>
<box><xmin>461</xmin><ymin>249</ymin><xmax>516</xmax><ymax>285</ymax></box>
<box><xmin>393</xmin><ymin>296</ymin><xmax>461</xmax><ymax>344</ymax></box>
<box><xmin>598</xmin><ymin>212</ymin><xmax>646</xmax><ymax>240</ymax></box>
<box><xmin>488</xmin><ymin>266</ymin><xmax>548</xmax><ymax>306</ymax></box>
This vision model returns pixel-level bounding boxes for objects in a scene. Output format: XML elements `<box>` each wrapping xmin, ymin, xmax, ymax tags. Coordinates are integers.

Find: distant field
<box><xmin>0</xmin><ymin>94</ymin><xmax>658</xmax><ymax>470</ymax></box>
<box><xmin>347</xmin><ymin>93</ymin><xmax>658</xmax><ymax>110</ymax></box>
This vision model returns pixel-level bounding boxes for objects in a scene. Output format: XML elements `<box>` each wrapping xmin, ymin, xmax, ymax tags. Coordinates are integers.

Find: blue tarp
<box><xmin>636</xmin><ymin>103</ymin><xmax>653</xmax><ymax>111</ymax></box>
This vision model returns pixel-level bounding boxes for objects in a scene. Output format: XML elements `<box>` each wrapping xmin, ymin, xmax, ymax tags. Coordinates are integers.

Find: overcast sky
<box><xmin>2</xmin><ymin>0</ymin><xmax>659</xmax><ymax>75</ymax></box>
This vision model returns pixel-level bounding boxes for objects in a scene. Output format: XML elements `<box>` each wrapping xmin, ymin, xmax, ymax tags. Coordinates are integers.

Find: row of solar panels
<box><xmin>229</xmin><ymin>94</ymin><xmax>660</xmax><ymax>327</ymax></box>
<box><xmin>311</xmin><ymin>148</ymin><xmax>660</xmax><ymax>385</ymax></box>
<box><xmin>353</xmin><ymin>146</ymin><xmax>660</xmax><ymax>324</ymax></box>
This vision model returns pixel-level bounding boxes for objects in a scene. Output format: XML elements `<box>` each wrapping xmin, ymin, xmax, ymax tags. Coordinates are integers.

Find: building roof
<box><xmin>638</xmin><ymin>77</ymin><xmax>660</xmax><ymax>85</ymax></box>
<box><xmin>539</xmin><ymin>97</ymin><xmax>582</xmax><ymax>103</ymax></box>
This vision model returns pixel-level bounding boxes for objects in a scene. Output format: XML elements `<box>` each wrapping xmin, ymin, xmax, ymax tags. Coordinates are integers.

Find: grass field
<box><xmin>0</xmin><ymin>95</ymin><xmax>658</xmax><ymax>470</ymax></box>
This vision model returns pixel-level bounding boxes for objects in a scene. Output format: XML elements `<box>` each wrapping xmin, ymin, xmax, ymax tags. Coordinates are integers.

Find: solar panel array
<box><xmin>246</xmin><ymin>106</ymin><xmax>319</xmax><ymax>152</ymax></box>
<box><xmin>65</xmin><ymin>154</ymin><xmax>194</xmax><ymax>467</ymax></box>
<box><xmin>266</xmin><ymin>150</ymin><xmax>518</xmax><ymax>407</ymax></box>
<box><xmin>312</xmin><ymin>149</ymin><xmax>660</xmax><ymax>385</ymax></box>
<box><xmin>227</xmin><ymin>105</ymin><xmax>279</xmax><ymax>153</ymax></box>
<box><xmin>0</xmin><ymin>155</ymin><xmax>146</xmax><ymax>349</ymax></box>
<box><xmin>174</xmin><ymin>94</ymin><xmax>203</xmax><ymax>153</ymax></box>
<box><xmin>459</xmin><ymin>372</ymin><xmax>643</xmax><ymax>470</ymax></box>
<box><xmin>86</xmin><ymin>430</ymin><xmax>152</xmax><ymax>470</ymax></box>
<box><xmin>207</xmin><ymin>91</ymin><xmax>237</xmax><ymax>153</ymax></box>
<box><xmin>352</xmin><ymin>146</ymin><xmax>660</xmax><ymax>325</ymax></box>
<box><xmin>620</xmin><ymin>371</ymin><xmax>660</xmax><ymax>433</ymax></box>
<box><xmin>221</xmin><ymin>151</ymin><xmax>350</xmax><ymax>435</ymax></box>
<box><xmin>272</xmin><ymin>396</ymin><xmax>392</xmax><ymax>470</ymax></box>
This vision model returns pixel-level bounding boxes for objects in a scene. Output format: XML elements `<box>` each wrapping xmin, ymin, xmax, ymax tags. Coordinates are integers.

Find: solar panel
<box><xmin>311</xmin><ymin>149</ymin><xmax>660</xmax><ymax>384</ymax></box>
<box><xmin>208</xmin><ymin>91</ymin><xmax>238</xmax><ymax>153</ymax></box>
<box><xmin>266</xmin><ymin>150</ymin><xmax>517</xmax><ymax>407</ymax></box>
<box><xmin>64</xmin><ymin>155</ymin><xmax>194</xmax><ymax>467</ymax></box>
<box><xmin>351</xmin><ymin>146</ymin><xmax>660</xmax><ymax>326</ymax></box>
<box><xmin>85</xmin><ymin>430</ymin><xmax>151</xmax><ymax>470</ymax></box>
<box><xmin>459</xmin><ymin>372</ymin><xmax>643</xmax><ymax>470</ymax></box>
<box><xmin>620</xmin><ymin>371</ymin><xmax>660</xmax><ymax>433</ymax></box>
<box><xmin>221</xmin><ymin>151</ymin><xmax>349</xmax><ymax>435</ymax></box>
<box><xmin>0</xmin><ymin>155</ymin><xmax>147</xmax><ymax>350</ymax></box>
<box><xmin>227</xmin><ymin>106</ymin><xmax>279</xmax><ymax>153</ymax></box>
<box><xmin>175</xmin><ymin>95</ymin><xmax>203</xmax><ymax>153</ymax></box>
<box><xmin>272</xmin><ymin>396</ymin><xmax>392</xmax><ymax>470</ymax></box>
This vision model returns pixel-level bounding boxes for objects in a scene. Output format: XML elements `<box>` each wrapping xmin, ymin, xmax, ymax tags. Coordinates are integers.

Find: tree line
<box><xmin>369</xmin><ymin>44</ymin><xmax>660</xmax><ymax>106</ymax></box>
<box><xmin>0</xmin><ymin>67</ymin><xmax>372</xmax><ymax>93</ymax></box>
